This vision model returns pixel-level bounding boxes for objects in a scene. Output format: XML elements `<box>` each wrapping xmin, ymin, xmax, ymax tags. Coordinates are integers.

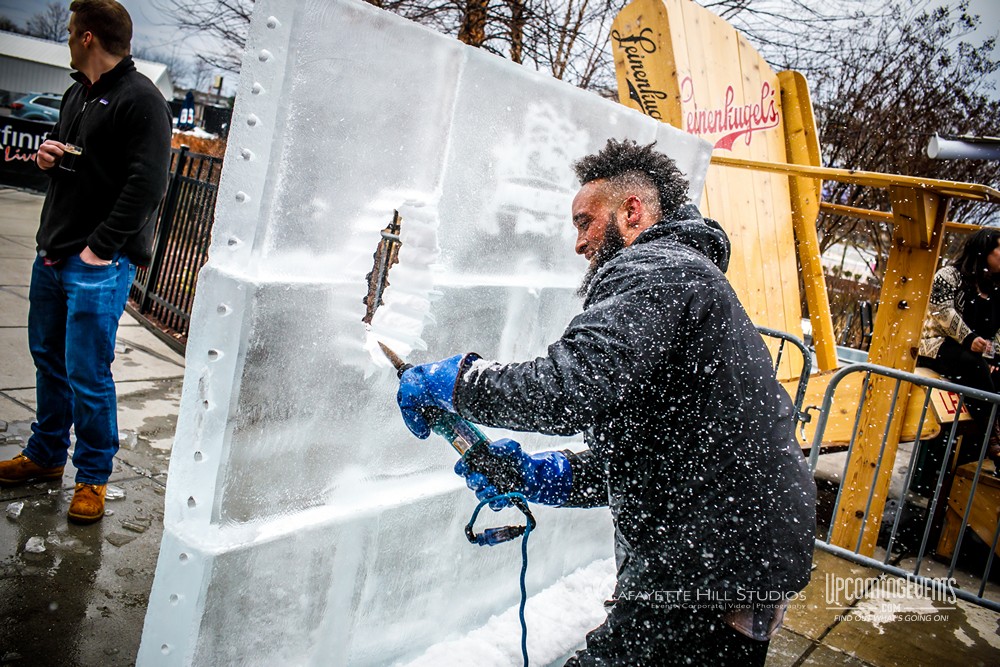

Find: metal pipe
<box><xmin>927</xmin><ymin>134</ymin><xmax>1000</xmax><ymax>161</ymax></box>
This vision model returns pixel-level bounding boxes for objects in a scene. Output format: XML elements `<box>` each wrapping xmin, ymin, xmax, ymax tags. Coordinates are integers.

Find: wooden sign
<box><xmin>928</xmin><ymin>388</ymin><xmax>973</xmax><ymax>424</ymax></box>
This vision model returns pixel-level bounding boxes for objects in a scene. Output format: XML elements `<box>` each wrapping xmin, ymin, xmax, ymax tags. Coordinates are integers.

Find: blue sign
<box><xmin>178</xmin><ymin>91</ymin><xmax>196</xmax><ymax>131</ymax></box>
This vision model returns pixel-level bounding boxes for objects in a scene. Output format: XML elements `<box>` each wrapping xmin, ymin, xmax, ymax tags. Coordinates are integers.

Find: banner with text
<box><xmin>0</xmin><ymin>115</ymin><xmax>52</xmax><ymax>192</ymax></box>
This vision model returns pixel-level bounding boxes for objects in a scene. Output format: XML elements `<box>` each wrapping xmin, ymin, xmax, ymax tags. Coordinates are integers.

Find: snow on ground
<box><xmin>400</xmin><ymin>557</ymin><xmax>616</xmax><ymax>667</ymax></box>
<box><xmin>172</xmin><ymin>127</ymin><xmax>218</xmax><ymax>140</ymax></box>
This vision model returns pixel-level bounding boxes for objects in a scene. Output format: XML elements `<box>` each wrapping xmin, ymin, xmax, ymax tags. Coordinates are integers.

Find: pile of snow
<box><xmin>172</xmin><ymin>126</ymin><xmax>218</xmax><ymax>140</ymax></box>
<box><xmin>402</xmin><ymin>558</ymin><xmax>616</xmax><ymax>666</ymax></box>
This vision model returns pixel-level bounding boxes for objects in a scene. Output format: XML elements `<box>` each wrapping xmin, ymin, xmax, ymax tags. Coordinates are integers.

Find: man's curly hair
<box><xmin>573</xmin><ymin>139</ymin><xmax>689</xmax><ymax>219</ymax></box>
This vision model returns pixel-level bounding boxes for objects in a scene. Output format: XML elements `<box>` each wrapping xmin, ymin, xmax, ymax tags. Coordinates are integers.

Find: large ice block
<box><xmin>139</xmin><ymin>0</ymin><xmax>712</xmax><ymax>664</ymax></box>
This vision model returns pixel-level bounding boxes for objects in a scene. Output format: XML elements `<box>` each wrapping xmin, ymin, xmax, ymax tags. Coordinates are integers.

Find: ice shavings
<box><xmin>962</xmin><ymin>603</ymin><xmax>1000</xmax><ymax>650</ymax></box>
<box><xmin>400</xmin><ymin>557</ymin><xmax>615</xmax><ymax>667</ymax></box>
<box><xmin>484</xmin><ymin>103</ymin><xmax>587</xmax><ymax>241</ymax></box>
<box><xmin>24</xmin><ymin>536</ymin><xmax>46</xmax><ymax>554</ymax></box>
<box><xmin>365</xmin><ymin>194</ymin><xmax>443</xmax><ymax>371</ymax></box>
<box><xmin>6</xmin><ymin>501</ymin><xmax>23</xmax><ymax>520</ymax></box>
<box><xmin>463</xmin><ymin>357</ymin><xmax>504</xmax><ymax>381</ymax></box>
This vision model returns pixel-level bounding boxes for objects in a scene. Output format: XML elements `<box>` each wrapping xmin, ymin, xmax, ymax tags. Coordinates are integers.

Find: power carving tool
<box><xmin>379</xmin><ymin>342</ymin><xmax>533</xmax><ymax>545</ymax></box>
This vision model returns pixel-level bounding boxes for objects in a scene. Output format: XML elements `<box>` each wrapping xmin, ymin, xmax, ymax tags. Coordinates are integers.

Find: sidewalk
<box><xmin>0</xmin><ymin>188</ymin><xmax>997</xmax><ymax>665</ymax></box>
<box><xmin>0</xmin><ymin>188</ymin><xmax>184</xmax><ymax>666</ymax></box>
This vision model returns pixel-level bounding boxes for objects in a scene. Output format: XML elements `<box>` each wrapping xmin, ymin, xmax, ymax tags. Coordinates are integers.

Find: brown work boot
<box><xmin>0</xmin><ymin>453</ymin><xmax>64</xmax><ymax>485</ymax></box>
<box><xmin>68</xmin><ymin>483</ymin><xmax>107</xmax><ymax>524</ymax></box>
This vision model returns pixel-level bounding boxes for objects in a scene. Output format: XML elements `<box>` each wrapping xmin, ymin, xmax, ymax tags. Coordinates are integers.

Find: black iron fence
<box><xmin>127</xmin><ymin>146</ymin><xmax>222</xmax><ymax>352</ymax></box>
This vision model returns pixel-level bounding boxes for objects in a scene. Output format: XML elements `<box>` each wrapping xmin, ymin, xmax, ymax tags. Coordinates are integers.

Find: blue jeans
<box><xmin>24</xmin><ymin>253</ymin><xmax>135</xmax><ymax>484</ymax></box>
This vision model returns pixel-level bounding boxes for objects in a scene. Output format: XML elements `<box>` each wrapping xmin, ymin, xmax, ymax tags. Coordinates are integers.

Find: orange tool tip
<box><xmin>378</xmin><ymin>341</ymin><xmax>407</xmax><ymax>372</ymax></box>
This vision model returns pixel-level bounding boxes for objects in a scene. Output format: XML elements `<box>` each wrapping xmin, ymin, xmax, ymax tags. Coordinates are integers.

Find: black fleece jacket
<box><xmin>37</xmin><ymin>56</ymin><xmax>172</xmax><ymax>264</ymax></box>
<box><xmin>455</xmin><ymin>206</ymin><xmax>816</xmax><ymax>599</ymax></box>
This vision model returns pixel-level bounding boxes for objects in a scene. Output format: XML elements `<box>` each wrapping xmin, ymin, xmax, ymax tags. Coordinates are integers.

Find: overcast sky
<box><xmin>2</xmin><ymin>0</ymin><xmax>997</xmax><ymax>97</ymax></box>
<box><xmin>0</xmin><ymin>0</ymin><xmax>236</xmax><ymax>93</ymax></box>
<box><xmin>0</xmin><ymin>0</ymin><xmax>180</xmax><ymax>51</ymax></box>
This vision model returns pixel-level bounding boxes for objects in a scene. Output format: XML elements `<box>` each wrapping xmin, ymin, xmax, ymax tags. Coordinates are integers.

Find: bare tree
<box><xmin>375</xmin><ymin>0</ymin><xmax>626</xmax><ymax>89</ymax></box>
<box><xmin>24</xmin><ymin>2</ymin><xmax>70</xmax><ymax>42</ymax></box>
<box><xmin>708</xmin><ymin>0</ymin><xmax>890</xmax><ymax>74</ymax></box>
<box><xmin>524</xmin><ymin>0</ymin><xmax>623</xmax><ymax>91</ymax></box>
<box><xmin>189</xmin><ymin>59</ymin><xmax>217</xmax><ymax>94</ymax></box>
<box><xmin>153</xmin><ymin>0</ymin><xmax>625</xmax><ymax>89</ymax></box>
<box><xmin>133</xmin><ymin>46</ymin><xmax>195</xmax><ymax>91</ymax></box>
<box><xmin>152</xmin><ymin>0</ymin><xmax>253</xmax><ymax>73</ymax></box>
<box><xmin>457</xmin><ymin>0</ymin><xmax>489</xmax><ymax>47</ymax></box>
<box><xmin>765</xmin><ymin>0</ymin><xmax>1000</xmax><ymax>343</ymax></box>
<box><xmin>0</xmin><ymin>15</ymin><xmax>26</xmax><ymax>34</ymax></box>
<box><xmin>152</xmin><ymin>0</ymin><xmax>897</xmax><ymax>96</ymax></box>
<box><xmin>808</xmin><ymin>1</ymin><xmax>1000</xmax><ymax>259</ymax></box>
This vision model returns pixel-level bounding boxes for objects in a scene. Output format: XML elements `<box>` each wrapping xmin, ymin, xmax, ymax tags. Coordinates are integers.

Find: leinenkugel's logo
<box><xmin>612</xmin><ymin>25</ymin><xmax>780</xmax><ymax>150</ymax></box>
<box><xmin>680</xmin><ymin>76</ymin><xmax>780</xmax><ymax>150</ymax></box>
<box><xmin>612</xmin><ymin>28</ymin><xmax>667</xmax><ymax>120</ymax></box>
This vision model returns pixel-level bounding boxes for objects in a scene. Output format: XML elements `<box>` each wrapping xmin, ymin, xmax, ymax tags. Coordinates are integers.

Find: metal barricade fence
<box><xmin>807</xmin><ymin>362</ymin><xmax>1000</xmax><ymax>612</ymax></box>
<box><xmin>128</xmin><ymin>146</ymin><xmax>222</xmax><ymax>351</ymax></box>
<box><xmin>756</xmin><ymin>326</ymin><xmax>811</xmax><ymax>427</ymax></box>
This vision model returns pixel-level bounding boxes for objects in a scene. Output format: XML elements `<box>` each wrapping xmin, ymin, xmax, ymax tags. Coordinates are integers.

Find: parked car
<box><xmin>10</xmin><ymin>93</ymin><xmax>62</xmax><ymax>123</ymax></box>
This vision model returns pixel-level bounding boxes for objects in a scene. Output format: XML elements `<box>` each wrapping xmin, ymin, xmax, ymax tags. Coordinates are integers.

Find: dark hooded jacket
<box><xmin>37</xmin><ymin>56</ymin><xmax>172</xmax><ymax>265</ymax></box>
<box><xmin>454</xmin><ymin>205</ymin><xmax>816</xmax><ymax>600</ymax></box>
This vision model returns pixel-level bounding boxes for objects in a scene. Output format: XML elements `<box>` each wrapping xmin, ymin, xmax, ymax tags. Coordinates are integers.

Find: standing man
<box><xmin>396</xmin><ymin>139</ymin><xmax>816</xmax><ymax>664</ymax></box>
<box><xmin>0</xmin><ymin>0</ymin><xmax>171</xmax><ymax>524</ymax></box>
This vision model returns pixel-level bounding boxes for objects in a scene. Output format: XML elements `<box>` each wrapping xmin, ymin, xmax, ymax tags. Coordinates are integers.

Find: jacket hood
<box><xmin>634</xmin><ymin>204</ymin><xmax>731</xmax><ymax>273</ymax></box>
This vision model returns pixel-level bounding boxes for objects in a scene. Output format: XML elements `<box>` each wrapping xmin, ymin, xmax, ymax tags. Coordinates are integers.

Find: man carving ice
<box><xmin>395</xmin><ymin>139</ymin><xmax>816</xmax><ymax>664</ymax></box>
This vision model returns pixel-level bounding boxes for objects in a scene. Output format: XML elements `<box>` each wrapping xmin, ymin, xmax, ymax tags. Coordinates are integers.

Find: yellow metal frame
<box><xmin>710</xmin><ymin>156</ymin><xmax>1000</xmax><ymax>203</ymax></box>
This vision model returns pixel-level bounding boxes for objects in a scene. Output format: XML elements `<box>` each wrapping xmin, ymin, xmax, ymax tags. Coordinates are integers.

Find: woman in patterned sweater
<box><xmin>918</xmin><ymin>227</ymin><xmax>1000</xmax><ymax>473</ymax></box>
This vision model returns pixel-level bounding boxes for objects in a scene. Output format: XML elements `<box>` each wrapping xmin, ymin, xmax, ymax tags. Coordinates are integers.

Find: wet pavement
<box><xmin>1</xmin><ymin>187</ymin><xmax>998</xmax><ymax>666</ymax></box>
<box><xmin>0</xmin><ymin>438</ymin><xmax>170</xmax><ymax>667</ymax></box>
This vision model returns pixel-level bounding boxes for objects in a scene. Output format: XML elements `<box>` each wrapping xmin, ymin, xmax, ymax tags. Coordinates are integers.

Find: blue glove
<box><xmin>454</xmin><ymin>438</ymin><xmax>573</xmax><ymax>510</ymax></box>
<box><xmin>397</xmin><ymin>354</ymin><xmax>466</xmax><ymax>438</ymax></box>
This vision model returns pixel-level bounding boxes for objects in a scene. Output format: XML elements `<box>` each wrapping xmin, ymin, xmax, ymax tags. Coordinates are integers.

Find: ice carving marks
<box><xmin>489</xmin><ymin>103</ymin><xmax>588</xmax><ymax>240</ymax></box>
<box><xmin>364</xmin><ymin>193</ymin><xmax>441</xmax><ymax>368</ymax></box>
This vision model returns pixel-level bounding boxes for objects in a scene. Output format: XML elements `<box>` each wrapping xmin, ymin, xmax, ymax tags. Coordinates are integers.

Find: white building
<box><xmin>0</xmin><ymin>30</ymin><xmax>174</xmax><ymax>102</ymax></box>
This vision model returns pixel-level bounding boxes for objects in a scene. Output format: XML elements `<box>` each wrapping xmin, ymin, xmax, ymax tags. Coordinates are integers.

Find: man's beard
<box><xmin>577</xmin><ymin>213</ymin><xmax>626</xmax><ymax>297</ymax></box>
